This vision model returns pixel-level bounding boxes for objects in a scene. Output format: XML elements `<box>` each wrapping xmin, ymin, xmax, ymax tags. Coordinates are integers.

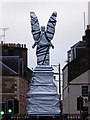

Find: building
<box><xmin>0</xmin><ymin>42</ymin><xmax>32</xmax><ymax>115</ymax></box>
<box><xmin>62</xmin><ymin>26</ymin><xmax>90</xmax><ymax>117</ymax></box>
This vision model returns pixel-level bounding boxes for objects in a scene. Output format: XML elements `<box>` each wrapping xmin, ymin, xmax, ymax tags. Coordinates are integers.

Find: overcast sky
<box><xmin>0</xmin><ymin>1</ymin><xmax>89</xmax><ymax>70</ymax></box>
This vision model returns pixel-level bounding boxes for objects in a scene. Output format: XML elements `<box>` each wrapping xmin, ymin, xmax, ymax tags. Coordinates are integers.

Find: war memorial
<box><xmin>27</xmin><ymin>12</ymin><xmax>60</xmax><ymax>115</ymax></box>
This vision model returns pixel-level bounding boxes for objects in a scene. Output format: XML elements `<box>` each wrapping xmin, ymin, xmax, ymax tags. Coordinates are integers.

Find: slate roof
<box><xmin>0</xmin><ymin>61</ymin><xmax>18</xmax><ymax>75</ymax></box>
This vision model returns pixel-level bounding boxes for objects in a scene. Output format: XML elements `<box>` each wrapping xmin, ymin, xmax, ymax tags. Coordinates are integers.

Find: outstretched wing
<box><xmin>30</xmin><ymin>12</ymin><xmax>40</xmax><ymax>42</ymax></box>
<box><xmin>46</xmin><ymin>12</ymin><xmax>57</xmax><ymax>41</ymax></box>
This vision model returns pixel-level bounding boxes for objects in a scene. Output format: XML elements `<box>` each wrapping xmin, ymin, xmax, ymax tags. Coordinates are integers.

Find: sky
<box><xmin>0</xmin><ymin>1</ymin><xmax>89</xmax><ymax>70</ymax></box>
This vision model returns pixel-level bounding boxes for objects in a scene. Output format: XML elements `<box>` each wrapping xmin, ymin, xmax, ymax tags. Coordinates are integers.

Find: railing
<box><xmin>62</xmin><ymin>114</ymin><xmax>89</xmax><ymax>120</ymax></box>
<box><xmin>1</xmin><ymin>114</ymin><xmax>90</xmax><ymax>120</ymax></box>
<box><xmin>2</xmin><ymin>114</ymin><xmax>61</xmax><ymax>120</ymax></box>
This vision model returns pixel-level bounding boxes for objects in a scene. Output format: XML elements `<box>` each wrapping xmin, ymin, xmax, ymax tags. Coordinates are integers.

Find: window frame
<box><xmin>82</xmin><ymin>86</ymin><xmax>88</xmax><ymax>97</ymax></box>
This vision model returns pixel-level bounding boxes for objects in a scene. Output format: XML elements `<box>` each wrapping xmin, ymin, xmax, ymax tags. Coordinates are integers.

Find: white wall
<box><xmin>63</xmin><ymin>69</ymin><xmax>90</xmax><ymax>114</ymax></box>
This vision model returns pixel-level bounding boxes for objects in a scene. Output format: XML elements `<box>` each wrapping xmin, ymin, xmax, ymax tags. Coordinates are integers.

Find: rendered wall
<box><xmin>63</xmin><ymin>69</ymin><xmax>90</xmax><ymax>114</ymax></box>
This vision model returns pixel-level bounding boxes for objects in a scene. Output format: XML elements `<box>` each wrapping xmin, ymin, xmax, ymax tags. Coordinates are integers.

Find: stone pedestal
<box><xmin>27</xmin><ymin>65</ymin><xmax>60</xmax><ymax>115</ymax></box>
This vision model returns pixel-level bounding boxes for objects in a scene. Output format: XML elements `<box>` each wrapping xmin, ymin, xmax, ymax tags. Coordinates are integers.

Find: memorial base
<box><xmin>27</xmin><ymin>65</ymin><xmax>60</xmax><ymax>115</ymax></box>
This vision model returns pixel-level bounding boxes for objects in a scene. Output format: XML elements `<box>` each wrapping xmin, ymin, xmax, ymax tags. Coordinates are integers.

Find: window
<box><xmin>82</xmin><ymin>86</ymin><xmax>88</xmax><ymax>97</ymax></box>
<box><xmin>83</xmin><ymin>107</ymin><xmax>88</xmax><ymax>112</ymax></box>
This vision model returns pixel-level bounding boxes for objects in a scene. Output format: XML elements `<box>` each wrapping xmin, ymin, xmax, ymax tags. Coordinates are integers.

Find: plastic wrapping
<box><xmin>27</xmin><ymin>66</ymin><xmax>60</xmax><ymax>114</ymax></box>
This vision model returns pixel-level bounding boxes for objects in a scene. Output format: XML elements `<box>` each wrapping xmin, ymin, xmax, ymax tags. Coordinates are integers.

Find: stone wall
<box><xmin>1</xmin><ymin>76</ymin><xmax>29</xmax><ymax>114</ymax></box>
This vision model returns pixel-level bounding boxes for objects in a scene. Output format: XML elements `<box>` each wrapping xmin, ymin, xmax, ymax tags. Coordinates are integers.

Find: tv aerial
<box><xmin>0</xmin><ymin>28</ymin><xmax>9</xmax><ymax>43</ymax></box>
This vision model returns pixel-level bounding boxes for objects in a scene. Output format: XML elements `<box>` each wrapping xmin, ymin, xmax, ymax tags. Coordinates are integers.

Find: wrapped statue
<box><xmin>27</xmin><ymin>12</ymin><xmax>60</xmax><ymax>115</ymax></box>
<box><xmin>30</xmin><ymin>12</ymin><xmax>57</xmax><ymax>65</ymax></box>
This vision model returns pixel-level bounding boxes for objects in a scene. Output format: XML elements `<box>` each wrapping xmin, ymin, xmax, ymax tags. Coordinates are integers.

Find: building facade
<box><xmin>62</xmin><ymin>26</ymin><xmax>90</xmax><ymax>116</ymax></box>
<box><xmin>0</xmin><ymin>43</ymin><xmax>32</xmax><ymax>115</ymax></box>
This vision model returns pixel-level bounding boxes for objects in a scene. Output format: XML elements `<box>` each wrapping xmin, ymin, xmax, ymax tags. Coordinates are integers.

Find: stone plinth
<box><xmin>27</xmin><ymin>66</ymin><xmax>60</xmax><ymax>114</ymax></box>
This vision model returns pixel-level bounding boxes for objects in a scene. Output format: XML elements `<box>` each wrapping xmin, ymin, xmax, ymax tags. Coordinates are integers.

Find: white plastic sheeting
<box><xmin>27</xmin><ymin>66</ymin><xmax>60</xmax><ymax>114</ymax></box>
<box><xmin>30</xmin><ymin>12</ymin><xmax>57</xmax><ymax>65</ymax></box>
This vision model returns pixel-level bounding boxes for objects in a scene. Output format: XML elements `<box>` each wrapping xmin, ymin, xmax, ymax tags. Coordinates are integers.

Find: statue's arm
<box><xmin>46</xmin><ymin>12</ymin><xmax>57</xmax><ymax>41</ymax></box>
<box><xmin>30</xmin><ymin>12</ymin><xmax>40</xmax><ymax>45</ymax></box>
<box><xmin>32</xmin><ymin>42</ymin><xmax>36</xmax><ymax>49</ymax></box>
